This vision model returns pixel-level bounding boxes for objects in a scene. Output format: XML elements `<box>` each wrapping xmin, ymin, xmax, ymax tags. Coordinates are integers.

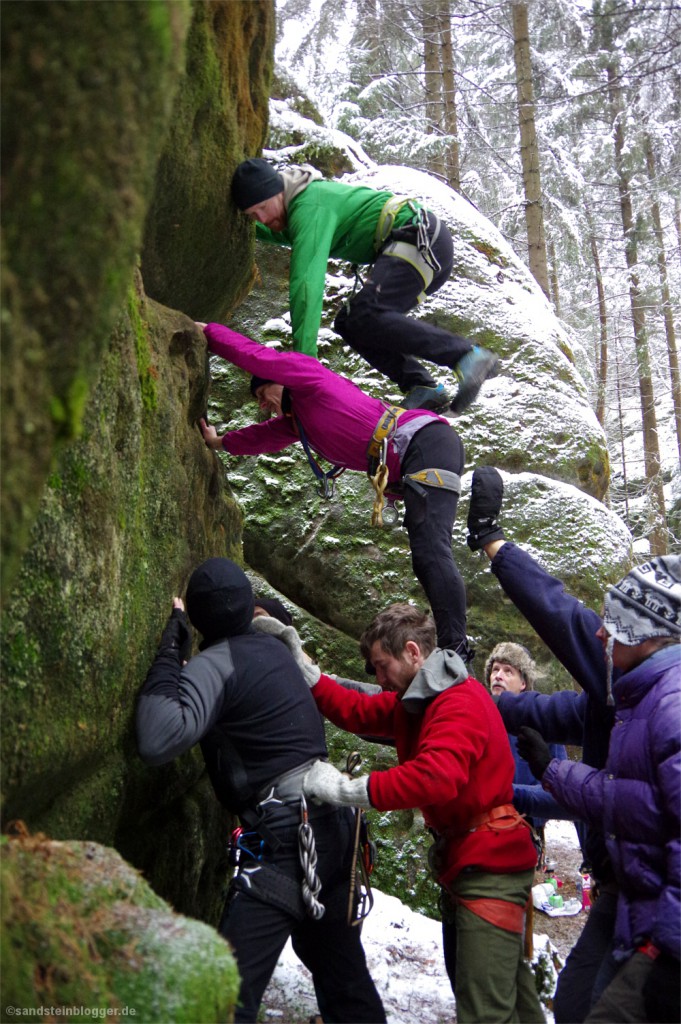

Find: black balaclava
<box><xmin>186</xmin><ymin>558</ymin><xmax>255</xmax><ymax>641</ymax></box>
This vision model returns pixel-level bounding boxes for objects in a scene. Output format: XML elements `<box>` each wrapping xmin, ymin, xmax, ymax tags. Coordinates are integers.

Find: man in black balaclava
<box><xmin>136</xmin><ymin>558</ymin><xmax>385</xmax><ymax>1024</ymax></box>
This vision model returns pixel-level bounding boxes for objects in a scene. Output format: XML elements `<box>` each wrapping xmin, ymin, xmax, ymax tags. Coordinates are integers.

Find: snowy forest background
<box><xmin>274</xmin><ymin>0</ymin><xmax>681</xmax><ymax>555</ymax></box>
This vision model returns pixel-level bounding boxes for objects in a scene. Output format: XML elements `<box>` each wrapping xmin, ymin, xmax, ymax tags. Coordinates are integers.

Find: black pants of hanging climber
<box><xmin>400</xmin><ymin>419</ymin><xmax>467</xmax><ymax>654</ymax></box>
<box><xmin>219</xmin><ymin>804</ymin><xmax>386</xmax><ymax>1024</ymax></box>
<box><xmin>334</xmin><ymin>211</ymin><xmax>472</xmax><ymax>393</ymax></box>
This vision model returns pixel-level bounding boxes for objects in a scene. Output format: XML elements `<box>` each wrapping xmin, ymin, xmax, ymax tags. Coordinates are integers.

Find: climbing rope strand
<box><xmin>299</xmin><ymin>795</ymin><xmax>325</xmax><ymax>919</ymax></box>
<box><xmin>370</xmin><ymin>461</ymin><xmax>389</xmax><ymax>527</ymax></box>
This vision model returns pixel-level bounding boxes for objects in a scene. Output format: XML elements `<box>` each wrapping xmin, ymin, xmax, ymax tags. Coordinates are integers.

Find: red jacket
<box><xmin>312</xmin><ymin>654</ymin><xmax>537</xmax><ymax>886</ymax></box>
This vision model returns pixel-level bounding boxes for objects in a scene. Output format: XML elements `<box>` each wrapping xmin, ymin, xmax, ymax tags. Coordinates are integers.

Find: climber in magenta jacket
<box><xmin>297</xmin><ymin>601</ymin><xmax>542</xmax><ymax>1024</ymax></box>
<box><xmin>197</xmin><ymin>321</ymin><xmax>470</xmax><ymax>660</ymax></box>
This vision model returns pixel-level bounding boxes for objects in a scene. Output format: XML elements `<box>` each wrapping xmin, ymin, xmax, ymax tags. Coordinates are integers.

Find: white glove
<box><xmin>251</xmin><ymin>615</ymin><xmax>321</xmax><ymax>687</ymax></box>
<box><xmin>303</xmin><ymin>760</ymin><xmax>372</xmax><ymax>809</ymax></box>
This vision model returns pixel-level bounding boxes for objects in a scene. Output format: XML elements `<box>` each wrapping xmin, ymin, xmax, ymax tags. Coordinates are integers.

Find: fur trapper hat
<box><xmin>484</xmin><ymin>642</ymin><xmax>539</xmax><ymax>690</ymax></box>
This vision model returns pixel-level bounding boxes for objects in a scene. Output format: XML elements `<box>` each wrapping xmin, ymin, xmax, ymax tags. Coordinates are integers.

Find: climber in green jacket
<box><xmin>232</xmin><ymin>158</ymin><xmax>500</xmax><ymax>413</ymax></box>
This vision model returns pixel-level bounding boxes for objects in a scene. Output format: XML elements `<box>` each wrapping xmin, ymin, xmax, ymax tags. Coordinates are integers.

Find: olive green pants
<box><xmin>445</xmin><ymin>869</ymin><xmax>545</xmax><ymax>1024</ymax></box>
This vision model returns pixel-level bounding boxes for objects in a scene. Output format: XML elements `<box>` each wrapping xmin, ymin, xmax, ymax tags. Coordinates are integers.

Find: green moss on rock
<box><xmin>1</xmin><ymin>0</ymin><xmax>192</xmax><ymax>600</ymax></box>
<box><xmin>141</xmin><ymin>0</ymin><xmax>275</xmax><ymax>321</ymax></box>
<box><xmin>0</xmin><ymin>834</ymin><xmax>238</xmax><ymax>1023</ymax></box>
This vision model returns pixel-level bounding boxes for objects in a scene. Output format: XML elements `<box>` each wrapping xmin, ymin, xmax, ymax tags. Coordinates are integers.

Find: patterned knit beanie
<box><xmin>484</xmin><ymin>642</ymin><xmax>540</xmax><ymax>690</ymax></box>
<box><xmin>603</xmin><ymin>555</ymin><xmax>681</xmax><ymax>646</ymax></box>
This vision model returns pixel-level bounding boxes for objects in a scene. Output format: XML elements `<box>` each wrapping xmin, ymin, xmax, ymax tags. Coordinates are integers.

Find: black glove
<box><xmin>516</xmin><ymin>726</ymin><xmax>553</xmax><ymax>780</ymax></box>
<box><xmin>160</xmin><ymin>608</ymin><xmax>193</xmax><ymax>663</ymax></box>
<box><xmin>467</xmin><ymin>466</ymin><xmax>506</xmax><ymax>551</ymax></box>
<box><xmin>642</xmin><ymin>951</ymin><xmax>680</xmax><ymax>1023</ymax></box>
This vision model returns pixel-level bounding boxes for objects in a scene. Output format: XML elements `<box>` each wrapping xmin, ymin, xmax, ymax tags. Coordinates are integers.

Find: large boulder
<box><xmin>1</xmin><ymin>278</ymin><xmax>240</xmax><ymax>920</ymax></box>
<box><xmin>1</xmin><ymin>834</ymin><xmax>239</xmax><ymax>1022</ymax></box>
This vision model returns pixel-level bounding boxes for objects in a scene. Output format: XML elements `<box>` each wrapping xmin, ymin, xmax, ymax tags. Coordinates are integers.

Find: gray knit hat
<box><xmin>603</xmin><ymin>555</ymin><xmax>681</xmax><ymax>646</ymax></box>
<box><xmin>484</xmin><ymin>642</ymin><xmax>540</xmax><ymax>690</ymax></box>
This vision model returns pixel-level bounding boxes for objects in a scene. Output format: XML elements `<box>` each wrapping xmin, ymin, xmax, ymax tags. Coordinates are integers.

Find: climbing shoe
<box><xmin>402</xmin><ymin>383</ymin><xmax>453</xmax><ymax>411</ymax></box>
<box><xmin>450</xmin><ymin>347</ymin><xmax>500</xmax><ymax>414</ymax></box>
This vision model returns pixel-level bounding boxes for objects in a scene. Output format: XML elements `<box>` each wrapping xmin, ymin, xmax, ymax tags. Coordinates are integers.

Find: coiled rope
<box><xmin>298</xmin><ymin>794</ymin><xmax>325</xmax><ymax>919</ymax></box>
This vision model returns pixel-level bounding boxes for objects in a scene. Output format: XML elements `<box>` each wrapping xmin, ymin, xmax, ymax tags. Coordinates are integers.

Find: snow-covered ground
<box><xmin>262</xmin><ymin>820</ymin><xmax>584</xmax><ymax>1023</ymax></box>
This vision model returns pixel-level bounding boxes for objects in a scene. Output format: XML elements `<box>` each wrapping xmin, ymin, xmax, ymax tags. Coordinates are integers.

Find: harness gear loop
<box><xmin>374</xmin><ymin>196</ymin><xmax>443</xmax><ymax>303</ymax></box>
<box><xmin>294</xmin><ymin>414</ymin><xmax>345</xmax><ymax>499</ymax></box>
<box><xmin>298</xmin><ymin>793</ymin><xmax>325</xmax><ymax>920</ymax></box>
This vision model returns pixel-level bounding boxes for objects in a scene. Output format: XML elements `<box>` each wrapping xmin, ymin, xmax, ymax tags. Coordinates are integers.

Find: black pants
<box><xmin>220</xmin><ymin>806</ymin><xmax>386</xmax><ymax>1024</ymax></box>
<box><xmin>401</xmin><ymin>420</ymin><xmax>467</xmax><ymax>651</ymax></box>
<box><xmin>334</xmin><ymin>213</ymin><xmax>472</xmax><ymax>392</ymax></box>
<box><xmin>553</xmin><ymin>887</ymin><xmax>618</xmax><ymax>1023</ymax></box>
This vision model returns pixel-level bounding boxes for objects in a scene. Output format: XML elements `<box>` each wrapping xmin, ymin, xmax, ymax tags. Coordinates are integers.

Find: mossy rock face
<box><xmin>1</xmin><ymin>281</ymin><xmax>240</xmax><ymax>918</ymax></box>
<box><xmin>0</xmin><ymin>834</ymin><xmax>239</xmax><ymax>1023</ymax></box>
<box><xmin>140</xmin><ymin>0</ymin><xmax>275</xmax><ymax>322</ymax></box>
<box><xmin>0</xmin><ymin>0</ymin><xmax>192</xmax><ymax>600</ymax></box>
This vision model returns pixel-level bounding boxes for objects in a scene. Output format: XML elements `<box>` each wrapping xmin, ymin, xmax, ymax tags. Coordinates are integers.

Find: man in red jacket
<box><xmin>301</xmin><ymin>602</ymin><xmax>544</xmax><ymax>1024</ymax></box>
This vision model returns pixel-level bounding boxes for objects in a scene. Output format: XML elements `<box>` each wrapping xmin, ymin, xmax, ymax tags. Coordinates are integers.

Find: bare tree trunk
<box><xmin>586</xmin><ymin>201</ymin><xmax>608</xmax><ymax>427</ymax></box>
<box><xmin>607</xmin><ymin>62</ymin><xmax>667</xmax><ymax>554</ymax></box>
<box><xmin>511</xmin><ymin>1</ymin><xmax>550</xmax><ymax>299</ymax></box>
<box><xmin>437</xmin><ymin>0</ymin><xmax>460</xmax><ymax>191</ymax></box>
<box><xmin>548</xmin><ymin>238</ymin><xmax>560</xmax><ymax>316</ymax></box>
<box><xmin>644</xmin><ymin>133</ymin><xmax>681</xmax><ymax>465</ymax></box>
<box><xmin>422</xmin><ymin>2</ymin><xmax>445</xmax><ymax>177</ymax></box>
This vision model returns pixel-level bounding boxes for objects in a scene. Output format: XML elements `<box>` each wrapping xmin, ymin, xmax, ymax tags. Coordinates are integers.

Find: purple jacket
<box><xmin>543</xmin><ymin>644</ymin><xmax>680</xmax><ymax>962</ymax></box>
<box><xmin>204</xmin><ymin>324</ymin><xmax>446</xmax><ymax>486</ymax></box>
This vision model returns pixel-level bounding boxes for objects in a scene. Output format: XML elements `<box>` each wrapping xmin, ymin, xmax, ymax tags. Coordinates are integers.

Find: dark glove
<box><xmin>642</xmin><ymin>951</ymin><xmax>680</xmax><ymax>1023</ymax></box>
<box><xmin>467</xmin><ymin>466</ymin><xmax>506</xmax><ymax>551</ymax></box>
<box><xmin>160</xmin><ymin>608</ymin><xmax>192</xmax><ymax>663</ymax></box>
<box><xmin>516</xmin><ymin>726</ymin><xmax>553</xmax><ymax>780</ymax></box>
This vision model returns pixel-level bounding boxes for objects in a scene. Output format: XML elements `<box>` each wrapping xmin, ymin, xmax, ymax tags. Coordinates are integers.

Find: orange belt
<box><xmin>454</xmin><ymin>894</ymin><xmax>526</xmax><ymax>934</ymax></box>
<box><xmin>466</xmin><ymin>803</ymin><xmax>529</xmax><ymax>833</ymax></box>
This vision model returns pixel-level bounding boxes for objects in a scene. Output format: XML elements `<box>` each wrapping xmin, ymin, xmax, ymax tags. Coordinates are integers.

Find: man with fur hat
<box><xmin>135</xmin><ymin>558</ymin><xmax>385</xmax><ymax>1024</ymax></box>
<box><xmin>484</xmin><ymin>642</ymin><xmax>575</xmax><ymax>868</ymax></box>
<box><xmin>467</xmin><ymin>465</ymin><xmax>680</xmax><ymax>1024</ymax></box>
<box><xmin>230</xmin><ymin>157</ymin><xmax>500</xmax><ymax>414</ymax></box>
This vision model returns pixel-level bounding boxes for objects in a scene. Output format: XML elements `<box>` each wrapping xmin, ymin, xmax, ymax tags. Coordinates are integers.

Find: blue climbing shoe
<box><xmin>450</xmin><ymin>347</ymin><xmax>500</xmax><ymax>414</ymax></box>
<box><xmin>402</xmin><ymin>383</ymin><xmax>453</xmax><ymax>411</ymax></box>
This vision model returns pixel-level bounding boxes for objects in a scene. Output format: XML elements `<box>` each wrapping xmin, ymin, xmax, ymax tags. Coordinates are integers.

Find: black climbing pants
<box><xmin>334</xmin><ymin>211</ymin><xmax>472</xmax><ymax>392</ymax></box>
<box><xmin>400</xmin><ymin>420</ymin><xmax>467</xmax><ymax>652</ymax></box>
<box><xmin>219</xmin><ymin>805</ymin><xmax>386</xmax><ymax>1024</ymax></box>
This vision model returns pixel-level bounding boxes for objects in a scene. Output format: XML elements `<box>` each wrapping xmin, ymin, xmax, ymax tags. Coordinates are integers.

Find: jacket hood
<box><xmin>186</xmin><ymin>558</ymin><xmax>254</xmax><ymax>641</ymax></box>
<box><xmin>281</xmin><ymin>164</ymin><xmax>324</xmax><ymax>208</ymax></box>
<box><xmin>401</xmin><ymin>648</ymin><xmax>468</xmax><ymax>714</ymax></box>
<box><xmin>612</xmin><ymin>643</ymin><xmax>680</xmax><ymax>707</ymax></box>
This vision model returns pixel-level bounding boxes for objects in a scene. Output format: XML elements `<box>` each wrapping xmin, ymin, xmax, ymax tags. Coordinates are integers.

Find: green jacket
<box><xmin>256</xmin><ymin>179</ymin><xmax>416</xmax><ymax>357</ymax></box>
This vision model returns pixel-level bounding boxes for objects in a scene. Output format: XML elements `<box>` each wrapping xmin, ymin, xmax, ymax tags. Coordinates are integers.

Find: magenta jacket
<box><xmin>204</xmin><ymin>323</ymin><xmax>445</xmax><ymax>486</ymax></box>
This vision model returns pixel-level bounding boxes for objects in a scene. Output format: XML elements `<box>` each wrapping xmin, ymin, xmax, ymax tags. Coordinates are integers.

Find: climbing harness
<box><xmin>402</xmin><ymin>468</ymin><xmax>462</xmax><ymax>498</ymax></box>
<box><xmin>375</xmin><ymin>195</ymin><xmax>443</xmax><ymax>302</ymax></box>
<box><xmin>235</xmin><ymin>763</ymin><xmax>326</xmax><ymax>920</ymax></box>
<box><xmin>344</xmin><ymin>752</ymin><xmax>376</xmax><ymax>926</ymax></box>
<box><xmin>295</xmin><ymin>415</ymin><xmax>345</xmax><ymax>499</ymax></box>
<box><xmin>366</xmin><ymin>404</ymin><xmax>405</xmax><ymax>528</ymax></box>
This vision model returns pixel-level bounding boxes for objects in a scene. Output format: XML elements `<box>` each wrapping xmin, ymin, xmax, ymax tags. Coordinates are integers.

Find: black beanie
<box><xmin>232</xmin><ymin>158</ymin><xmax>284</xmax><ymax>211</ymax></box>
<box><xmin>186</xmin><ymin>558</ymin><xmax>255</xmax><ymax>640</ymax></box>
<box><xmin>250</xmin><ymin>374</ymin><xmax>275</xmax><ymax>397</ymax></box>
<box><xmin>253</xmin><ymin>596</ymin><xmax>293</xmax><ymax>626</ymax></box>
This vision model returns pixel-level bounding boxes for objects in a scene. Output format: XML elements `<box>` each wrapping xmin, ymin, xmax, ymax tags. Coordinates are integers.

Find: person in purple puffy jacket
<box><xmin>517</xmin><ymin>556</ymin><xmax>680</xmax><ymax>1024</ymax></box>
